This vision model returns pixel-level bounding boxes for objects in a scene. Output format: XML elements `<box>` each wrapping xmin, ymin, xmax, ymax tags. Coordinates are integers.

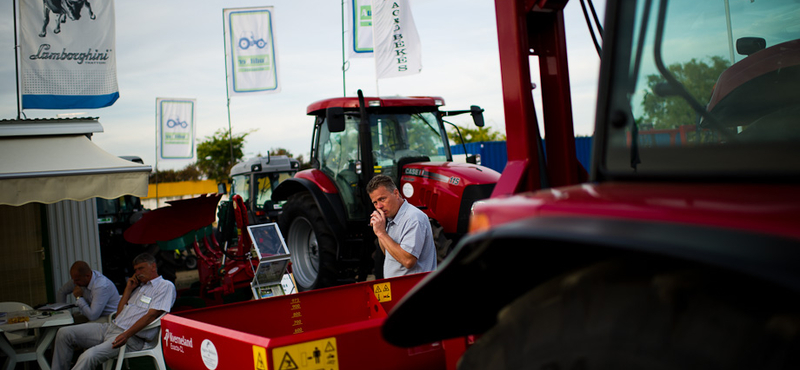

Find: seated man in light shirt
<box><xmin>52</xmin><ymin>253</ymin><xmax>176</xmax><ymax>370</ymax></box>
<box><xmin>56</xmin><ymin>261</ymin><xmax>120</xmax><ymax>323</ymax></box>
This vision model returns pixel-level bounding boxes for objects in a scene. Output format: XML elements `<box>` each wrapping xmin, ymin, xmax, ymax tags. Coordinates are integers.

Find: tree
<box><xmin>446</xmin><ymin>124</ymin><xmax>506</xmax><ymax>144</ymax></box>
<box><xmin>196</xmin><ymin>128</ymin><xmax>252</xmax><ymax>183</ymax></box>
<box><xmin>269</xmin><ymin>147</ymin><xmax>311</xmax><ymax>170</ymax></box>
<box><xmin>639</xmin><ymin>56</ymin><xmax>730</xmax><ymax>129</ymax></box>
<box><xmin>149</xmin><ymin>165</ymin><xmax>202</xmax><ymax>184</ymax></box>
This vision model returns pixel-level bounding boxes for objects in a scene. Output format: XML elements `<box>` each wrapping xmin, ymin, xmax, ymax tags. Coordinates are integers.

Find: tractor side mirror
<box><xmin>327</xmin><ymin>107</ymin><xmax>346</xmax><ymax>133</ymax></box>
<box><xmin>217</xmin><ymin>183</ymin><xmax>227</xmax><ymax>195</ymax></box>
<box><xmin>737</xmin><ymin>37</ymin><xmax>766</xmax><ymax>56</ymax></box>
<box><xmin>470</xmin><ymin>105</ymin><xmax>485</xmax><ymax>127</ymax></box>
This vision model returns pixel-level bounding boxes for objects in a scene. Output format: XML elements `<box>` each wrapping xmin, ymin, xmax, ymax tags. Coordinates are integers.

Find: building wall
<box><xmin>141</xmin><ymin>180</ymin><xmax>223</xmax><ymax>209</ymax></box>
<box><xmin>46</xmin><ymin>199</ymin><xmax>102</xmax><ymax>302</ymax></box>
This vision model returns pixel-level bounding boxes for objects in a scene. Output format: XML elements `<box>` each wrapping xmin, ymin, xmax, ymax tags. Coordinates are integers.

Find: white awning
<box><xmin>0</xmin><ymin>134</ymin><xmax>151</xmax><ymax>206</ymax></box>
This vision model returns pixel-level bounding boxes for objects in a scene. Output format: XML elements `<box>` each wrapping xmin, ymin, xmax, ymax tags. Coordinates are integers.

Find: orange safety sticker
<box><xmin>272</xmin><ymin>337</ymin><xmax>338</xmax><ymax>370</ymax></box>
<box><xmin>373</xmin><ymin>282</ymin><xmax>392</xmax><ymax>302</ymax></box>
<box><xmin>253</xmin><ymin>345</ymin><xmax>267</xmax><ymax>370</ymax></box>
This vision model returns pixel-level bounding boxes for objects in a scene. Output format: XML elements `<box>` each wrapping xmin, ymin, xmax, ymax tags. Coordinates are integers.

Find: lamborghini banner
<box><xmin>157</xmin><ymin>98</ymin><xmax>196</xmax><ymax>160</ymax></box>
<box><xmin>223</xmin><ymin>6</ymin><xmax>280</xmax><ymax>96</ymax></box>
<box><xmin>18</xmin><ymin>0</ymin><xmax>119</xmax><ymax>109</ymax></box>
<box><xmin>346</xmin><ymin>0</ymin><xmax>374</xmax><ymax>58</ymax></box>
<box><xmin>373</xmin><ymin>0</ymin><xmax>422</xmax><ymax>79</ymax></box>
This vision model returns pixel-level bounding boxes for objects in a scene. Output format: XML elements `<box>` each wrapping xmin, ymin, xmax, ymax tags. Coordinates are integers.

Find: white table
<box><xmin>0</xmin><ymin>309</ymin><xmax>74</xmax><ymax>370</ymax></box>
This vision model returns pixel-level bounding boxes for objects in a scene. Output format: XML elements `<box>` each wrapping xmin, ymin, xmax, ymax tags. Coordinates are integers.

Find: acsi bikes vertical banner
<box><xmin>346</xmin><ymin>0</ymin><xmax>373</xmax><ymax>58</ymax></box>
<box><xmin>373</xmin><ymin>0</ymin><xmax>422</xmax><ymax>79</ymax></box>
<box><xmin>223</xmin><ymin>7</ymin><xmax>280</xmax><ymax>95</ymax></box>
<box><xmin>18</xmin><ymin>0</ymin><xmax>119</xmax><ymax>109</ymax></box>
<box><xmin>157</xmin><ymin>98</ymin><xmax>196</xmax><ymax>160</ymax></box>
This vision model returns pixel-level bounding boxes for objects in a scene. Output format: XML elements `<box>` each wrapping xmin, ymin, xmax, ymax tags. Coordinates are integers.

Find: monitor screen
<box><xmin>247</xmin><ymin>223</ymin><xmax>289</xmax><ymax>260</ymax></box>
<box><xmin>253</xmin><ymin>259</ymin><xmax>290</xmax><ymax>286</ymax></box>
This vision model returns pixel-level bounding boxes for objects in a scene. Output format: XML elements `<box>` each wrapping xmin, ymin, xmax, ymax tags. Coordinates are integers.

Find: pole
<box><xmin>154</xmin><ymin>99</ymin><xmax>160</xmax><ymax>208</ymax></box>
<box><xmin>341</xmin><ymin>0</ymin><xmax>347</xmax><ymax>97</ymax></box>
<box><xmin>724</xmin><ymin>0</ymin><xmax>735</xmax><ymax>64</ymax></box>
<box><xmin>222</xmin><ymin>10</ymin><xmax>235</xmax><ymax>169</ymax></box>
<box><xmin>13</xmin><ymin>0</ymin><xmax>22</xmax><ymax>119</ymax></box>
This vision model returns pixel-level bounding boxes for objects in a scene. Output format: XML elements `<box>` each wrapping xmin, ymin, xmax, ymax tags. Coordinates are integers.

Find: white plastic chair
<box><xmin>0</xmin><ymin>302</ymin><xmax>37</xmax><ymax>345</ymax></box>
<box><xmin>103</xmin><ymin>313</ymin><xmax>168</xmax><ymax>370</ymax></box>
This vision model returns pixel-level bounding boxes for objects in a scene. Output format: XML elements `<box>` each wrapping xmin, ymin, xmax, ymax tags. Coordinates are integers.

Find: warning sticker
<box><xmin>373</xmin><ymin>282</ymin><xmax>392</xmax><ymax>302</ymax></box>
<box><xmin>253</xmin><ymin>346</ymin><xmax>267</xmax><ymax>370</ymax></box>
<box><xmin>273</xmin><ymin>337</ymin><xmax>338</xmax><ymax>370</ymax></box>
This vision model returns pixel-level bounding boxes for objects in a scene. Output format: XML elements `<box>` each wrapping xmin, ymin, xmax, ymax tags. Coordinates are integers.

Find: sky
<box><xmin>0</xmin><ymin>0</ymin><xmax>604</xmax><ymax>171</ymax></box>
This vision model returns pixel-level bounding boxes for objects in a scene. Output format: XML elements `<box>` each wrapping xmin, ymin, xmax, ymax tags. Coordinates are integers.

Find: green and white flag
<box><xmin>373</xmin><ymin>0</ymin><xmax>422</xmax><ymax>79</ymax></box>
<box><xmin>223</xmin><ymin>7</ymin><xmax>280</xmax><ymax>95</ymax></box>
<box><xmin>157</xmin><ymin>98</ymin><xmax>196</xmax><ymax>160</ymax></box>
<box><xmin>346</xmin><ymin>0</ymin><xmax>374</xmax><ymax>58</ymax></box>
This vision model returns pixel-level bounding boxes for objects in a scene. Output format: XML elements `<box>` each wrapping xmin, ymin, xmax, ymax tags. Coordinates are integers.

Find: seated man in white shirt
<box><xmin>56</xmin><ymin>261</ymin><xmax>120</xmax><ymax>323</ymax></box>
<box><xmin>52</xmin><ymin>253</ymin><xmax>176</xmax><ymax>370</ymax></box>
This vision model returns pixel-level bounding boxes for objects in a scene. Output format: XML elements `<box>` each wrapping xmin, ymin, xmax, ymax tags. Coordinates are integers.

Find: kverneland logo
<box><xmin>163</xmin><ymin>329</ymin><xmax>194</xmax><ymax>348</ymax></box>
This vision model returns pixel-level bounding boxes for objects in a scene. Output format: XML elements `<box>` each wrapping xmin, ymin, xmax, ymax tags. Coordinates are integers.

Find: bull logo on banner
<box><xmin>38</xmin><ymin>0</ymin><xmax>97</xmax><ymax>37</ymax></box>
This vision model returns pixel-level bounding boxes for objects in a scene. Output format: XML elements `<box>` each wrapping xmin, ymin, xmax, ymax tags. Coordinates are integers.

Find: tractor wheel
<box><xmin>184</xmin><ymin>255</ymin><xmax>198</xmax><ymax>270</ymax></box>
<box><xmin>459</xmin><ymin>259</ymin><xmax>800</xmax><ymax>370</ymax></box>
<box><xmin>278</xmin><ymin>192</ymin><xmax>338</xmax><ymax>292</ymax></box>
<box><xmin>430</xmin><ymin>219</ymin><xmax>452</xmax><ymax>264</ymax></box>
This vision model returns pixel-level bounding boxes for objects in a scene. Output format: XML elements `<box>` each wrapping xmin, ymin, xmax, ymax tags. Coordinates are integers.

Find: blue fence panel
<box><xmin>574</xmin><ymin>137</ymin><xmax>593</xmax><ymax>172</ymax></box>
<box><xmin>451</xmin><ymin>138</ymin><xmax>593</xmax><ymax>175</ymax></box>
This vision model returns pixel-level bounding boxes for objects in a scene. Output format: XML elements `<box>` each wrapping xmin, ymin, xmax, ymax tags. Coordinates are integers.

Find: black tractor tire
<box><xmin>278</xmin><ymin>192</ymin><xmax>338</xmax><ymax>292</ymax></box>
<box><xmin>430</xmin><ymin>219</ymin><xmax>453</xmax><ymax>264</ymax></box>
<box><xmin>459</xmin><ymin>259</ymin><xmax>800</xmax><ymax>370</ymax></box>
<box><xmin>184</xmin><ymin>255</ymin><xmax>198</xmax><ymax>270</ymax></box>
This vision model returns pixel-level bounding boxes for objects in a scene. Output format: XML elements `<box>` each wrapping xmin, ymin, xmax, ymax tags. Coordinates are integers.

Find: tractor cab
<box><xmin>228</xmin><ymin>155</ymin><xmax>300</xmax><ymax>225</ymax></box>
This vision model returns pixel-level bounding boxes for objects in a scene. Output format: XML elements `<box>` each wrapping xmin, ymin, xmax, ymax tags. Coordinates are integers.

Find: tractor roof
<box><xmin>306</xmin><ymin>96</ymin><xmax>445</xmax><ymax>115</ymax></box>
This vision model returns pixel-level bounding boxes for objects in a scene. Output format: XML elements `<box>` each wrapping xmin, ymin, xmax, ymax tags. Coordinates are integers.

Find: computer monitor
<box><xmin>247</xmin><ymin>223</ymin><xmax>290</xmax><ymax>261</ymax></box>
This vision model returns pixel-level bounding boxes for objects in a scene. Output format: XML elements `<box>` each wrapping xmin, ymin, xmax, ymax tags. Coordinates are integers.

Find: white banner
<box><xmin>346</xmin><ymin>0</ymin><xmax>374</xmax><ymax>58</ymax></box>
<box><xmin>18</xmin><ymin>0</ymin><xmax>119</xmax><ymax>109</ymax></box>
<box><xmin>157</xmin><ymin>98</ymin><xmax>196</xmax><ymax>160</ymax></box>
<box><xmin>223</xmin><ymin>7</ymin><xmax>280</xmax><ymax>95</ymax></box>
<box><xmin>373</xmin><ymin>0</ymin><xmax>422</xmax><ymax>79</ymax></box>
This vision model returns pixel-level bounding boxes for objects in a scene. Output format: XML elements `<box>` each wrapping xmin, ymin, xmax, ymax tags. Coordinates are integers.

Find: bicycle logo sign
<box><xmin>238</xmin><ymin>33</ymin><xmax>267</xmax><ymax>50</ymax></box>
<box><xmin>166</xmin><ymin>118</ymin><xmax>188</xmax><ymax>129</ymax></box>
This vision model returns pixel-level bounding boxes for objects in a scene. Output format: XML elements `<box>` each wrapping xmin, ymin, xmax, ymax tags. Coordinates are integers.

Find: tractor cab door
<box><xmin>317</xmin><ymin>117</ymin><xmax>367</xmax><ymax>220</ymax></box>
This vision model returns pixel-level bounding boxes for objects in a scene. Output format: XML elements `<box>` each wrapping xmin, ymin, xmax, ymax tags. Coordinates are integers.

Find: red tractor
<box><xmin>384</xmin><ymin>0</ymin><xmax>800</xmax><ymax>367</ymax></box>
<box><xmin>273</xmin><ymin>92</ymin><xmax>500</xmax><ymax>291</ymax></box>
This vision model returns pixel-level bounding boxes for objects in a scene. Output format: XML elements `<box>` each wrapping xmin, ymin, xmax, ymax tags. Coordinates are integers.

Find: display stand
<box><xmin>247</xmin><ymin>223</ymin><xmax>294</xmax><ymax>299</ymax></box>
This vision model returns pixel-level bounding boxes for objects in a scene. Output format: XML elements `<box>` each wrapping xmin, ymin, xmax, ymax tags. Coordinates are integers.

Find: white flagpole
<box><xmin>154</xmin><ymin>99</ymin><xmax>159</xmax><ymax>208</ymax></box>
<box><xmin>341</xmin><ymin>0</ymin><xmax>347</xmax><ymax>97</ymax></box>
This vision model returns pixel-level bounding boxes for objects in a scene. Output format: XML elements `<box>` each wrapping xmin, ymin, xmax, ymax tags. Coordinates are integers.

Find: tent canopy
<box><xmin>0</xmin><ymin>118</ymin><xmax>151</xmax><ymax>206</ymax></box>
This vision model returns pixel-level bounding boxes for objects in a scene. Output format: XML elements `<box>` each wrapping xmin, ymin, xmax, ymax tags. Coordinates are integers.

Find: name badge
<box><xmin>140</xmin><ymin>295</ymin><xmax>152</xmax><ymax>305</ymax></box>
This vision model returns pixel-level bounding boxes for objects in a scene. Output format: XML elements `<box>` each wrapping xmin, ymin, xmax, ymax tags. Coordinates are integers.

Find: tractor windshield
<box><xmin>370</xmin><ymin>111</ymin><xmax>449</xmax><ymax>175</ymax></box>
<box><xmin>601</xmin><ymin>0</ymin><xmax>800</xmax><ymax>179</ymax></box>
<box><xmin>254</xmin><ymin>171</ymin><xmax>294</xmax><ymax>211</ymax></box>
<box><xmin>317</xmin><ymin>109</ymin><xmax>449</xmax><ymax>219</ymax></box>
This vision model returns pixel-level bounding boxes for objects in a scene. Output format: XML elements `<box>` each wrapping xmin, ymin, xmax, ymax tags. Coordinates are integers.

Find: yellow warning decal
<box><xmin>373</xmin><ymin>282</ymin><xmax>392</xmax><ymax>302</ymax></box>
<box><xmin>253</xmin><ymin>346</ymin><xmax>267</xmax><ymax>370</ymax></box>
<box><xmin>273</xmin><ymin>337</ymin><xmax>338</xmax><ymax>370</ymax></box>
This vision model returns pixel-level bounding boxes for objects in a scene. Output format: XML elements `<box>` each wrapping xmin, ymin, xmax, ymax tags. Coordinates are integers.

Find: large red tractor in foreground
<box><xmin>273</xmin><ymin>93</ymin><xmax>500</xmax><ymax>291</ymax></box>
<box><xmin>385</xmin><ymin>0</ymin><xmax>800</xmax><ymax>368</ymax></box>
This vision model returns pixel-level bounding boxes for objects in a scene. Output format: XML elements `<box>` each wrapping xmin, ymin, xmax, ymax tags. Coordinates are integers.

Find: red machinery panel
<box><xmin>162</xmin><ymin>273</ymin><xmax>467</xmax><ymax>370</ymax></box>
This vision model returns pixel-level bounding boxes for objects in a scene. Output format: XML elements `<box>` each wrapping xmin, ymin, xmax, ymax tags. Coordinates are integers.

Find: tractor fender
<box><xmin>273</xmin><ymin>176</ymin><xmax>348</xmax><ymax>243</ymax></box>
<box><xmin>383</xmin><ymin>215</ymin><xmax>800</xmax><ymax>347</ymax></box>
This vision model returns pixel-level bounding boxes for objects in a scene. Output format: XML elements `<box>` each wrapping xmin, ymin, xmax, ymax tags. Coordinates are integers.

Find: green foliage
<box><xmin>446</xmin><ymin>124</ymin><xmax>506</xmax><ymax>143</ymax></box>
<box><xmin>196</xmin><ymin>128</ymin><xmax>252</xmax><ymax>183</ymax></box>
<box><xmin>149</xmin><ymin>165</ymin><xmax>202</xmax><ymax>184</ymax></box>
<box><xmin>269</xmin><ymin>147</ymin><xmax>311</xmax><ymax>170</ymax></box>
<box><xmin>638</xmin><ymin>56</ymin><xmax>730</xmax><ymax>129</ymax></box>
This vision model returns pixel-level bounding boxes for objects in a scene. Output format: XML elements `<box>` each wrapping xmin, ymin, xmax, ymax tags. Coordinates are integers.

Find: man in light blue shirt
<box><xmin>56</xmin><ymin>261</ymin><xmax>120</xmax><ymax>323</ymax></box>
<box><xmin>368</xmin><ymin>175</ymin><xmax>437</xmax><ymax>278</ymax></box>
<box><xmin>52</xmin><ymin>253</ymin><xmax>176</xmax><ymax>370</ymax></box>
